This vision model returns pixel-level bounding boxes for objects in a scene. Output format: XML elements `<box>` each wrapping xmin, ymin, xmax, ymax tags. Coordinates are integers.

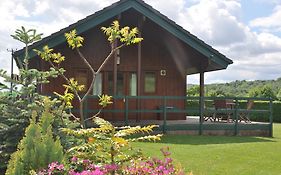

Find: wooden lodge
<box><xmin>14</xmin><ymin>0</ymin><xmax>233</xmax><ymax>123</ymax></box>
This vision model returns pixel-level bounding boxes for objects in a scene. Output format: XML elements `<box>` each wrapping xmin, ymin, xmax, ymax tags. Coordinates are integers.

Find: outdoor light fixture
<box><xmin>160</xmin><ymin>70</ymin><xmax>166</xmax><ymax>76</ymax></box>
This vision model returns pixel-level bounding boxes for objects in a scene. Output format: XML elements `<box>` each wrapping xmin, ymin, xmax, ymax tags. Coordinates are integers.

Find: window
<box><xmin>129</xmin><ymin>73</ymin><xmax>137</xmax><ymax>96</ymax></box>
<box><xmin>116</xmin><ymin>72</ymin><xmax>124</xmax><ymax>96</ymax></box>
<box><xmin>93</xmin><ymin>73</ymin><xmax>102</xmax><ymax>95</ymax></box>
<box><xmin>74</xmin><ymin>70</ymin><xmax>88</xmax><ymax>92</ymax></box>
<box><xmin>144</xmin><ymin>72</ymin><xmax>156</xmax><ymax>93</ymax></box>
<box><xmin>108</xmin><ymin>72</ymin><xmax>113</xmax><ymax>95</ymax></box>
<box><xmin>107</xmin><ymin>72</ymin><xmax>124</xmax><ymax>95</ymax></box>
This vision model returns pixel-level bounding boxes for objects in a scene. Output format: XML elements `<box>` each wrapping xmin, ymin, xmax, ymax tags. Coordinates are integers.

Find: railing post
<box><xmin>269</xmin><ymin>98</ymin><xmax>273</xmax><ymax>137</ymax></box>
<box><xmin>125</xmin><ymin>96</ymin><xmax>128</xmax><ymax>125</ymax></box>
<box><xmin>163</xmin><ymin>96</ymin><xmax>167</xmax><ymax>134</ymax></box>
<box><xmin>199</xmin><ymin>96</ymin><xmax>203</xmax><ymax>135</ymax></box>
<box><xmin>234</xmin><ymin>98</ymin><xmax>238</xmax><ymax>136</ymax></box>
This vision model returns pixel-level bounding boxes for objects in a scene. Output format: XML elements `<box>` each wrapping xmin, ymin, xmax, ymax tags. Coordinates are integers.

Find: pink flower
<box><xmin>83</xmin><ymin>159</ymin><xmax>90</xmax><ymax>165</ymax></box>
<box><xmin>71</xmin><ymin>156</ymin><xmax>78</xmax><ymax>162</ymax></box>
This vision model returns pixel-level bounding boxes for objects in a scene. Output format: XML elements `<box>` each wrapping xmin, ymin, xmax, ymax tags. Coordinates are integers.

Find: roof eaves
<box><xmin>14</xmin><ymin>0</ymin><xmax>233</xmax><ymax>69</ymax></box>
<box><xmin>133</xmin><ymin>0</ymin><xmax>233</xmax><ymax>66</ymax></box>
<box><xmin>14</xmin><ymin>0</ymin><xmax>132</xmax><ymax>59</ymax></box>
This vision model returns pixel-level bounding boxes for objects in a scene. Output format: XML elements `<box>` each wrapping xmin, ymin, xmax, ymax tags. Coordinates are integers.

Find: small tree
<box><xmin>248</xmin><ymin>85</ymin><xmax>276</xmax><ymax>99</ymax></box>
<box><xmin>35</xmin><ymin>21</ymin><xmax>143</xmax><ymax>128</ymax></box>
<box><xmin>260</xmin><ymin>85</ymin><xmax>276</xmax><ymax>99</ymax></box>
<box><xmin>0</xmin><ymin>27</ymin><xmax>63</xmax><ymax>173</ymax></box>
<box><xmin>62</xmin><ymin>116</ymin><xmax>162</xmax><ymax>174</ymax></box>
<box><xmin>277</xmin><ymin>89</ymin><xmax>281</xmax><ymax>101</ymax></box>
<box><xmin>5</xmin><ymin>97</ymin><xmax>64</xmax><ymax>175</ymax></box>
<box><xmin>187</xmin><ymin>85</ymin><xmax>200</xmax><ymax>97</ymax></box>
<box><xmin>248</xmin><ymin>86</ymin><xmax>261</xmax><ymax>97</ymax></box>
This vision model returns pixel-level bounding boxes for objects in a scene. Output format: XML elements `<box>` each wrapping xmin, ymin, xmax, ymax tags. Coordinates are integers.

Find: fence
<box><xmin>75</xmin><ymin>96</ymin><xmax>273</xmax><ymax>137</ymax></box>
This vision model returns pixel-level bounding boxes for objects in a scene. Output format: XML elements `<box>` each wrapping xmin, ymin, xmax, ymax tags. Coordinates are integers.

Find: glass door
<box><xmin>103</xmin><ymin>71</ymin><xmax>137</xmax><ymax>121</ymax></box>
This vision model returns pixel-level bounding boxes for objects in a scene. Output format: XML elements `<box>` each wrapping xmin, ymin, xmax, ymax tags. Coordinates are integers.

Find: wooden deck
<box><xmin>82</xmin><ymin>96</ymin><xmax>273</xmax><ymax>137</ymax></box>
<box><xmin>111</xmin><ymin>116</ymin><xmax>271</xmax><ymax>137</ymax></box>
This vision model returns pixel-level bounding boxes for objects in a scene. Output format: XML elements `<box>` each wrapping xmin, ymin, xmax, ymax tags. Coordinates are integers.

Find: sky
<box><xmin>0</xmin><ymin>0</ymin><xmax>281</xmax><ymax>84</ymax></box>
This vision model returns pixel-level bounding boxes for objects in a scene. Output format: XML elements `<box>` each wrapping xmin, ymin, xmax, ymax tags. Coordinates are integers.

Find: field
<box><xmin>134</xmin><ymin>123</ymin><xmax>281</xmax><ymax>175</ymax></box>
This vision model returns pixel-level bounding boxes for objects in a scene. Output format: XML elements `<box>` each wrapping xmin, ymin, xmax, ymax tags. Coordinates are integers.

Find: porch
<box><xmin>75</xmin><ymin>96</ymin><xmax>273</xmax><ymax>137</ymax></box>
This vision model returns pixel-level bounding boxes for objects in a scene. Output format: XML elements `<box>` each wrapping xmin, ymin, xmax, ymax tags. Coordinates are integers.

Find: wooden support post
<box><xmin>199</xmin><ymin>71</ymin><xmax>204</xmax><ymax>135</ymax></box>
<box><xmin>137</xmin><ymin>33</ymin><xmax>141</xmax><ymax>122</ymax></box>
<box><xmin>125</xmin><ymin>96</ymin><xmax>128</xmax><ymax>125</ymax></box>
<box><xmin>112</xmin><ymin>15</ymin><xmax>121</xmax><ymax>121</ymax></box>
<box><xmin>137</xmin><ymin>16</ymin><xmax>145</xmax><ymax>122</ymax></box>
<box><xmin>163</xmin><ymin>96</ymin><xmax>167</xmax><ymax>134</ymax></box>
<box><xmin>234</xmin><ymin>98</ymin><xmax>238</xmax><ymax>136</ymax></box>
<box><xmin>112</xmin><ymin>42</ymin><xmax>118</xmax><ymax>121</ymax></box>
<box><xmin>113</xmin><ymin>42</ymin><xmax>118</xmax><ymax>96</ymax></box>
<box><xmin>269</xmin><ymin>98</ymin><xmax>273</xmax><ymax>137</ymax></box>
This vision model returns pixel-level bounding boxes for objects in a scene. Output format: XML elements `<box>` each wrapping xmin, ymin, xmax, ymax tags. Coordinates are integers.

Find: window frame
<box><xmin>143</xmin><ymin>71</ymin><xmax>157</xmax><ymax>94</ymax></box>
<box><xmin>92</xmin><ymin>72</ymin><xmax>103</xmax><ymax>96</ymax></box>
<box><xmin>129</xmin><ymin>72</ymin><xmax>137</xmax><ymax>96</ymax></box>
<box><xmin>74</xmin><ymin>68</ymin><xmax>89</xmax><ymax>93</ymax></box>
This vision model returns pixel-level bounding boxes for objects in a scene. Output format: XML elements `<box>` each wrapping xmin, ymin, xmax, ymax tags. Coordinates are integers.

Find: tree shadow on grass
<box><xmin>158</xmin><ymin>135</ymin><xmax>275</xmax><ymax>145</ymax></box>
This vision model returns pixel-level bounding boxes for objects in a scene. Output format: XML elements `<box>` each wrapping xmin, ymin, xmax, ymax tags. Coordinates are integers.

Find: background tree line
<box><xmin>187</xmin><ymin>77</ymin><xmax>281</xmax><ymax>100</ymax></box>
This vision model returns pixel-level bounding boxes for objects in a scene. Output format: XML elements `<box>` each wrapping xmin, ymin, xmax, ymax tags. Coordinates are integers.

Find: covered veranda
<box><xmin>81</xmin><ymin>96</ymin><xmax>273</xmax><ymax>137</ymax></box>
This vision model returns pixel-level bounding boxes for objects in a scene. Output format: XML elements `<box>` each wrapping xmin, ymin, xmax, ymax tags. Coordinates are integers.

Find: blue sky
<box><xmin>0</xmin><ymin>0</ymin><xmax>281</xmax><ymax>84</ymax></box>
<box><xmin>241</xmin><ymin>0</ymin><xmax>273</xmax><ymax>21</ymax></box>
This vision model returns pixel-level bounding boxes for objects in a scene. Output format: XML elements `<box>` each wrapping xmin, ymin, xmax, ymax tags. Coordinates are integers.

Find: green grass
<box><xmin>133</xmin><ymin>123</ymin><xmax>281</xmax><ymax>175</ymax></box>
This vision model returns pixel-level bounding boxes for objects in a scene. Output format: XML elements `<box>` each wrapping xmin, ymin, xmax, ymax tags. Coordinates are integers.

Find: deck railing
<box><xmin>73</xmin><ymin>96</ymin><xmax>273</xmax><ymax>137</ymax></box>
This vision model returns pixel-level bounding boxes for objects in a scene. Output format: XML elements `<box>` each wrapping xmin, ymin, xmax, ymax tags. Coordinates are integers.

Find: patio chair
<box><xmin>239</xmin><ymin>100</ymin><xmax>253</xmax><ymax>123</ymax></box>
<box><xmin>204</xmin><ymin>102</ymin><xmax>215</xmax><ymax>122</ymax></box>
<box><xmin>212</xmin><ymin>99</ymin><xmax>234</xmax><ymax>122</ymax></box>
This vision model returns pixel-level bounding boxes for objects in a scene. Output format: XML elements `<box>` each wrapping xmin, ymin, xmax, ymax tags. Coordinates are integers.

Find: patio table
<box><xmin>211</xmin><ymin>99</ymin><xmax>235</xmax><ymax>122</ymax></box>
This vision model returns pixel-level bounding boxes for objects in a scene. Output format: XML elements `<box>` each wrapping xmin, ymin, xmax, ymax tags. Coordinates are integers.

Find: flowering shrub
<box><xmin>123</xmin><ymin>147</ymin><xmax>185</xmax><ymax>175</ymax></box>
<box><xmin>38</xmin><ymin>162</ymin><xmax>66</xmax><ymax>175</ymax></box>
<box><xmin>37</xmin><ymin>157</ymin><xmax>118</xmax><ymax>175</ymax></box>
<box><xmin>37</xmin><ymin>148</ymin><xmax>186</xmax><ymax>175</ymax></box>
<box><xmin>68</xmin><ymin>157</ymin><xmax>118</xmax><ymax>175</ymax></box>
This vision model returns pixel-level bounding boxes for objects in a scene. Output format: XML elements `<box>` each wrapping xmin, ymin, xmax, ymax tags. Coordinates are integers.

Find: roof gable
<box><xmin>14</xmin><ymin>0</ymin><xmax>233</xmax><ymax>69</ymax></box>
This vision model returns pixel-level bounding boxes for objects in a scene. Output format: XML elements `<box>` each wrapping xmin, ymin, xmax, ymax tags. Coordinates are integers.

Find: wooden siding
<box><xmin>30</xmin><ymin>9</ymin><xmax>202</xmax><ymax>121</ymax></box>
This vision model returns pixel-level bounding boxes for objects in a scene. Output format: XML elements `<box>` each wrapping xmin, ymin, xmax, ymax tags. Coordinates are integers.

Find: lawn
<box><xmin>133</xmin><ymin>124</ymin><xmax>281</xmax><ymax>175</ymax></box>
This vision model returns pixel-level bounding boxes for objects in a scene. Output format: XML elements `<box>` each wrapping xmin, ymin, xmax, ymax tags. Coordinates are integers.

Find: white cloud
<box><xmin>177</xmin><ymin>0</ymin><xmax>245</xmax><ymax>46</ymax></box>
<box><xmin>33</xmin><ymin>0</ymin><xmax>50</xmax><ymax>15</ymax></box>
<box><xmin>145</xmin><ymin>0</ymin><xmax>186</xmax><ymax>20</ymax></box>
<box><xmin>174</xmin><ymin>0</ymin><xmax>281</xmax><ymax>83</ymax></box>
<box><xmin>250</xmin><ymin>5</ymin><xmax>281</xmax><ymax>32</ymax></box>
<box><xmin>1</xmin><ymin>0</ymin><xmax>281</xmax><ymax>85</ymax></box>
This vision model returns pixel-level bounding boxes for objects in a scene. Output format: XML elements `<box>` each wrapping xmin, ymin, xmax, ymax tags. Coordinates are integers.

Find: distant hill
<box><xmin>187</xmin><ymin>77</ymin><xmax>281</xmax><ymax>98</ymax></box>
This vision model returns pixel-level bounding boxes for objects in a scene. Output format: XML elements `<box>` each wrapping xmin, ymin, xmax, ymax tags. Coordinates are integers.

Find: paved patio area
<box><xmin>112</xmin><ymin>116</ymin><xmax>269</xmax><ymax>126</ymax></box>
<box><xmin>109</xmin><ymin>116</ymin><xmax>271</xmax><ymax>137</ymax></box>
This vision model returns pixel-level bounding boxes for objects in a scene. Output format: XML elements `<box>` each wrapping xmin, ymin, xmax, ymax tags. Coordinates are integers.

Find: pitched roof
<box><xmin>14</xmin><ymin>0</ymin><xmax>233</xmax><ymax>69</ymax></box>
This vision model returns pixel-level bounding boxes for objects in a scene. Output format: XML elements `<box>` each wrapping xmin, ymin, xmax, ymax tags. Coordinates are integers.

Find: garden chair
<box><xmin>204</xmin><ymin>102</ymin><xmax>215</xmax><ymax>122</ymax></box>
<box><xmin>212</xmin><ymin>99</ymin><xmax>234</xmax><ymax>122</ymax></box>
<box><xmin>239</xmin><ymin>100</ymin><xmax>253</xmax><ymax>123</ymax></box>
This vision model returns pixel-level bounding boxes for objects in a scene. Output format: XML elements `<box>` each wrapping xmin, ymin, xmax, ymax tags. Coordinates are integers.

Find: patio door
<box><xmin>104</xmin><ymin>71</ymin><xmax>137</xmax><ymax>121</ymax></box>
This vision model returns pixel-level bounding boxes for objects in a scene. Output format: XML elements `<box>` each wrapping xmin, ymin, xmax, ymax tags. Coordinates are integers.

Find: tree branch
<box><xmin>84</xmin><ymin>108</ymin><xmax>103</xmax><ymax>122</ymax></box>
<box><xmin>76</xmin><ymin>48</ymin><xmax>97</xmax><ymax>102</ymax></box>
<box><xmin>76</xmin><ymin>48</ymin><xmax>96</xmax><ymax>75</ymax></box>
<box><xmin>96</xmin><ymin>43</ymin><xmax>125</xmax><ymax>74</ymax></box>
<box><xmin>47</xmin><ymin>60</ymin><xmax>82</xmax><ymax>101</ymax></box>
<box><xmin>69</xmin><ymin>113</ymin><xmax>83</xmax><ymax>127</ymax></box>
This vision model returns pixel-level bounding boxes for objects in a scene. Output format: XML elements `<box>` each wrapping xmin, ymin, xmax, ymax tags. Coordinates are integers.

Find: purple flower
<box><xmin>71</xmin><ymin>156</ymin><xmax>78</xmax><ymax>162</ymax></box>
<box><xmin>83</xmin><ymin>159</ymin><xmax>90</xmax><ymax>165</ymax></box>
<box><xmin>103</xmin><ymin>164</ymin><xmax>118</xmax><ymax>172</ymax></box>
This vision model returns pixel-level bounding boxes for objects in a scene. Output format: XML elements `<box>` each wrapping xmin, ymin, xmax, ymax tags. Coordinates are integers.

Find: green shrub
<box><xmin>5</xmin><ymin>98</ymin><xmax>64</xmax><ymax>175</ymax></box>
<box><xmin>0</xmin><ymin>27</ymin><xmax>62</xmax><ymax>173</ymax></box>
<box><xmin>62</xmin><ymin>116</ymin><xmax>162</xmax><ymax>167</ymax></box>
